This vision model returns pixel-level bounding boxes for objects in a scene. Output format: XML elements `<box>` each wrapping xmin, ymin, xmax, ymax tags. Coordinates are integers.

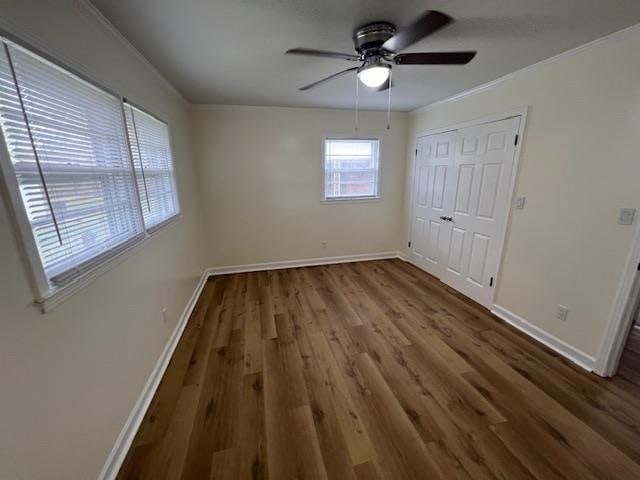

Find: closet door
<box><xmin>409</xmin><ymin>130</ymin><xmax>456</xmax><ymax>278</ymax></box>
<box><xmin>439</xmin><ymin>116</ymin><xmax>520</xmax><ymax>307</ymax></box>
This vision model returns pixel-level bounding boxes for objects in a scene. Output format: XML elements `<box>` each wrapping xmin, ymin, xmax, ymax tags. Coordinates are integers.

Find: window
<box><xmin>323</xmin><ymin>138</ymin><xmax>380</xmax><ymax>201</ymax></box>
<box><xmin>0</xmin><ymin>38</ymin><xmax>179</xmax><ymax>308</ymax></box>
<box><xmin>124</xmin><ymin>104</ymin><xmax>179</xmax><ymax>230</ymax></box>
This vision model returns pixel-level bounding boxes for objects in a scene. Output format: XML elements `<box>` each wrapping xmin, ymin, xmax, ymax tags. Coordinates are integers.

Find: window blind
<box><xmin>0</xmin><ymin>41</ymin><xmax>144</xmax><ymax>283</ymax></box>
<box><xmin>124</xmin><ymin>104</ymin><xmax>179</xmax><ymax>230</ymax></box>
<box><xmin>324</xmin><ymin>138</ymin><xmax>380</xmax><ymax>199</ymax></box>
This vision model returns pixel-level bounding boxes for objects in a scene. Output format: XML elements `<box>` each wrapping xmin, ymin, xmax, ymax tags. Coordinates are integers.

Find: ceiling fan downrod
<box><xmin>386</xmin><ymin>68</ymin><xmax>392</xmax><ymax>131</ymax></box>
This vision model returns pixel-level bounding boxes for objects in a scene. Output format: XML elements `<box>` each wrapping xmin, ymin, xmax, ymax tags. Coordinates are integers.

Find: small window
<box><xmin>323</xmin><ymin>138</ymin><xmax>380</xmax><ymax>201</ymax></box>
<box><xmin>124</xmin><ymin>104</ymin><xmax>180</xmax><ymax>231</ymax></box>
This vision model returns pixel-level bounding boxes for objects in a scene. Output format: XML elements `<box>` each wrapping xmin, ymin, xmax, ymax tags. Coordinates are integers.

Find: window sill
<box><xmin>35</xmin><ymin>213</ymin><xmax>182</xmax><ymax>313</ymax></box>
<box><xmin>321</xmin><ymin>196</ymin><xmax>382</xmax><ymax>204</ymax></box>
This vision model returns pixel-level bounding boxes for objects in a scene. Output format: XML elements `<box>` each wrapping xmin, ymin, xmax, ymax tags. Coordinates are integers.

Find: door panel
<box><xmin>447</xmin><ymin>227</ymin><xmax>466</xmax><ymax>274</ymax></box>
<box><xmin>426</xmin><ymin>220</ymin><xmax>441</xmax><ymax>265</ymax></box>
<box><xmin>454</xmin><ymin>164</ymin><xmax>474</xmax><ymax>214</ymax></box>
<box><xmin>476</xmin><ymin>163</ymin><xmax>502</xmax><ymax>218</ymax></box>
<box><xmin>431</xmin><ymin>165</ymin><xmax>447</xmax><ymax>209</ymax></box>
<box><xmin>417</xmin><ymin>165</ymin><xmax>429</xmax><ymax>206</ymax></box>
<box><xmin>412</xmin><ymin>217</ymin><xmax>426</xmax><ymax>257</ymax></box>
<box><xmin>409</xmin><ymin>131</ymin><xmax>456</xmax><ymax>277</ymax></box>
<box><xmin>467</xmin><ymin>233</ymin><xmax>490</xmax><ymax>286</ymax></box>
<box><xmin>439</xmin><ymin>116</ymin><xmax>521</xmax><ymax>307</ymax></box>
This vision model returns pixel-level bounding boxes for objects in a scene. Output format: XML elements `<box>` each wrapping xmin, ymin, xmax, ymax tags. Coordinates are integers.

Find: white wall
<box><xmin>406</xmin><ymin>25</ymin><xmax>640</xmax><ymax>359</ymax></box>
<box><xmin>190</xmin><ymin>104</ymin><xmax>408</xmax><ymax>266</ymax></box>
<box><xmin>0</xmin><ymin>2</ymin><xmax>207</xmax><ymax>479</ymax></box>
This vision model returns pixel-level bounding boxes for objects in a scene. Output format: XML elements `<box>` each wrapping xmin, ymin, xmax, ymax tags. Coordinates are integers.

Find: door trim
<box><xmin>407</xmin><ymin>106</ymin><xmax>529</xmax><ymax>308</ymax></box>
<box><xmin>595</xmin><ymin>221</ymin><xmax>640</xmax><ymax>376</ymax></box>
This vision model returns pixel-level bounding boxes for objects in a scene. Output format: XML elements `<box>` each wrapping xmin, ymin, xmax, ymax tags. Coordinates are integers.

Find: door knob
<box><xmin>445</xmin><ymin>216</ymin><xmax>453</xmax><ymax>222</ymax></box>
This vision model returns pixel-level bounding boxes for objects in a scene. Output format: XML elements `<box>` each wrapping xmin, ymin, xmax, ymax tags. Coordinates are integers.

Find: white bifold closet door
<box><xmin>409</xmin><ymin>116</ymin><xmax>520</xmax><ymax>308</ymax></box>
<box><xmin>409</xmin><ymin>130</ymin><xmax>457</xmax><ymax>279</ymax></box>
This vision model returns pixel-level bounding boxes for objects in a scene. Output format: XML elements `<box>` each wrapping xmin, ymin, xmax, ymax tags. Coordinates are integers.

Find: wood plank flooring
<box><xmin>117</xmin><ymin>259</ymin><xmax>640</xmax><ymax>479</ymax></box>
<box><xmin>615</xmin><ymin>326</ymin><xmax>640</xmax><ymax>396</ymax></box>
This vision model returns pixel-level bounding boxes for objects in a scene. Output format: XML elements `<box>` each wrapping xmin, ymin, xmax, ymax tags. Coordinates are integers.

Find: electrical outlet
<box><xmin>619</xmin><ymin>208</ymin><xmax>636</xmax><ymax>225</ymax></box>
<box><xmin>515</xmin><ymin>196</ymin><xmax>526</xmax><ymax>210</ymax></box>
<box><xmin>321</xmin><ymin>241</ymin><xmax>327</xmax><ymax>249</ymax></box>
<box><xmin>555</xmin><ymin>305</ymin><xmax>569</xmax><ymax>321</ymax></box>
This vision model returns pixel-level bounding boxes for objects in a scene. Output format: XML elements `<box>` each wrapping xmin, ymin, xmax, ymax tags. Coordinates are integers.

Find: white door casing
<box><xmin>409</xmin><ymin>114</ymin><xmax>522</xmax><ymax>308</ymax></box>
<box><xmin>409</xmin><ymin>130</ymin><xmax>456</xmax><ymax>278</ymax></box>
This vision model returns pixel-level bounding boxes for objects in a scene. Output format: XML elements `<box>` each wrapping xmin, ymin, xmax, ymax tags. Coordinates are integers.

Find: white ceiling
<box><xmin>90</xmin><ymin>0</ymin><xmax>640</xmax><ymax>111</ymax></box>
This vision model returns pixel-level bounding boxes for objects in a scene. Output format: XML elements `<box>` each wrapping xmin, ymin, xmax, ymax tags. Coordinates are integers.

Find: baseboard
<box><xmin>97</xmin><ymin>270</ymin><xmax>210</xmax><ymax>480</ymax></box>
<box><xmin>206</xmin><ymin>251</ymin><xmax>402</xmax><ymax>275</ymax></box>
<box><xmin>491</xmin><ymin>304</ymin><xmax>596</xmax><ymax>372</ymax></box>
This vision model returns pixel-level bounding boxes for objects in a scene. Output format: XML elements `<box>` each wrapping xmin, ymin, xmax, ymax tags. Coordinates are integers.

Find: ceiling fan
<box><xmin>286</xmin><ymin>10</ymin><xmax>476</xmax><ymax>91</ymax></box>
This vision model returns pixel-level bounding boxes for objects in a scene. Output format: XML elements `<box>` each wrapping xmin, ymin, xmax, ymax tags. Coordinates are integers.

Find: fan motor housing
<box><xmin>353</xmin><ymin>22</ymin><xmax>396</xmax><ymax>54</ymax></box>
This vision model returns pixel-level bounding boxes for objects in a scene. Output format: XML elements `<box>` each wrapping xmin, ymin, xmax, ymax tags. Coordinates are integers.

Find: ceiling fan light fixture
<box><xmin>357</xmin><ymin>62</ymin><xmax>391</xmax><ymax>88</ymax></box>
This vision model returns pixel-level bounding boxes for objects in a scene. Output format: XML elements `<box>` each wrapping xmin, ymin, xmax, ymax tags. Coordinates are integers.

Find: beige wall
<box><xmin>190</xmin><ymin>105</ymin><xmax>408</xmax><ymax>266</ymax></box>
<box><xmin>406</xmin><ymin>26</ymin><xmax>640</xmax><ymax>358</ymax></box>
<box><xmin>0</xmin><ymin>2</ymin><xmax>207</xmax><ymax>479</ymax></box>
<box><xmin>2</xmin><ymin>1</ymin><xmax>639</xmax><ymax>477</ymax></box>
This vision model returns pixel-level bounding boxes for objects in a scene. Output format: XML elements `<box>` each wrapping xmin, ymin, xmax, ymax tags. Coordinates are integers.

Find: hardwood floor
<box><xmin>117</xmin><ymin>259</ymin><xmax>640</xmax><ymax>479</ymax></box>
<box><xmin>615</xmin><ymin>326</ymin><xmax>640</xmax><ymax>396</ymax></box>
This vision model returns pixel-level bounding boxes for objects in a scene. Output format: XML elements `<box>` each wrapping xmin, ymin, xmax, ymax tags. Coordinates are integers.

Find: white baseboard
<box><xmin>206</xmin><ymin>251</ymin><xmax>402</xmax><ymax>275</ymax></box>
<box><xmin>98</xmin><ymin>270</ymin><xmax>210</xmax><ymax>480</ymax></box>
<box><xmin>491</xmin><ymin>304</ymin><xmax>596</xmax><ymax>372</ymax></box>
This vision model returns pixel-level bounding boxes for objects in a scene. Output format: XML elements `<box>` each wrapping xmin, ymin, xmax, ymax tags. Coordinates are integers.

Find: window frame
<box><xmin>321</xmin><ymin>136</ymin><xmax>382</xmax><ymax>203</ymax></box>
<box><xmin>124</xmin><ymin>100</ymin><xmax>181</xmax><ymax>233</ymax></box>
<box><xmin>0</xmin><ymin>36</ymin><xmax>181</xmax><ymax>312</ymax></box>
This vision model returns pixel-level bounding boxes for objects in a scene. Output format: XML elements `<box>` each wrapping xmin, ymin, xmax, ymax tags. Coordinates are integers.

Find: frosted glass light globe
<box><xmin>358</xmin><ymin>63</ymin><xmax>390</xmax><ymax>88</ymax></box>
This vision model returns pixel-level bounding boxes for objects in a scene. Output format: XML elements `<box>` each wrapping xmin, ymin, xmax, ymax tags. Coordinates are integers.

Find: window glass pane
<box><xmin>324</xmin><ymin>138</ymin><xmax>379</xmax><ymax>199</ymax></box>
<box><xmin>0</xmin><ymin>42</ymin><xmax>143</xmax><ymax>281</ymax></box>
<box><xmin>124</xmin><ymin>104</ymin><xmax>179</xmax><ymax>229</ymax></box>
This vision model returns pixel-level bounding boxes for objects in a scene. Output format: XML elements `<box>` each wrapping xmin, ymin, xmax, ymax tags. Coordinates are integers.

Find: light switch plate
<box><xmin>515</xmin><ymin>196</ymin><xmax>526</xmax><ymax>209</ymax></box>
<box><xmin>619</xmin><ymin>208</ymin><xmax>636</xmax><ymax>225</ymax></box>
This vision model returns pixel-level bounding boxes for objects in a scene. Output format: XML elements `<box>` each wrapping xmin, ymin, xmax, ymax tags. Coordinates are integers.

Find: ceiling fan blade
<box><xmin>298</xmin><ymin>67</ymin><xmax>359</xmax><ymax>91</ymax></box>
<box><xmin>286</xmin><ymin>48</ymin><xmax>360</xmax><ymax>62</ymax></box>
<box><xmin>382</xmin><ymin>10</ymin><xmax>452</xmax><ymax>53</ymax></box>
<box><xmin>394</xmin><ymin>51</ymin><xmax>476</xmax><ymax>65</ymax></box>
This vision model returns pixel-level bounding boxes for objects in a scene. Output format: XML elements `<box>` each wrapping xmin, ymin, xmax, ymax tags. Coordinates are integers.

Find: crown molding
<box><xmin>411</xmin><ymin>21</ymin><xmax>640</xmax><ymax>115</ymax></box>
<box><xmin>77</xmin><ymin>0</ymin><xmax>185</xmax><ymax>103</ymax></box>
<box><xmin>188</xmin><ymin>102</ymin><xmax>409</xmax><ymax>116</ymax></box>
<box><xmin>0</xmin><ymin>1</ymin><xmax>185</xmax><ymax>104</ymax></box>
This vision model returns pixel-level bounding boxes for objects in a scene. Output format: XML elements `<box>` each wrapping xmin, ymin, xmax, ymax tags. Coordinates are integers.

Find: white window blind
<box><xmin>124</xmin><ymin>104</ymin><xmax>179</xmax><ymax>230</ymax></box>
<box><xmin>324</xmin><ymin>138</ymin><xmax>380</xmax><ymax>200</ymax></box>
<box><xmin>0</xmin><ymin>41</ymin><xmax>144</xmax><ymax>284</ymax></box>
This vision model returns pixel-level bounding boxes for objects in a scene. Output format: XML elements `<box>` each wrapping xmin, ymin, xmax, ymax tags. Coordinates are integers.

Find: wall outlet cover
<box><xmin>619</xmin><ymin>208</ymin><xmax>636</xmax><ymax>225</ymax></box>
<box><xmin>515</xmin><ymin>196</ymin><xmax>526</xmax><ymax>209</ymax></box>
<box><xmin>556</xmin><ymin>305</ymin><xmax>569</xmax><ymax>321</ymax></box>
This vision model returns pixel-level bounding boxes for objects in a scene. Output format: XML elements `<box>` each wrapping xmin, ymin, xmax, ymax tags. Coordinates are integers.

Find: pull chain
<box><xmin>354</xmin><ymin>73</ymin><xmax>359</xmax><ymax>132</ymax></box>
<box><xmin>386</xmin><ymin>69</ymin><xmax>392</xmax><ymax>131</ymax></box>
<box><xmin>5</xmin><ymin>42</ymin><xmax>63</xmax><ymax>245</ymax></box>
